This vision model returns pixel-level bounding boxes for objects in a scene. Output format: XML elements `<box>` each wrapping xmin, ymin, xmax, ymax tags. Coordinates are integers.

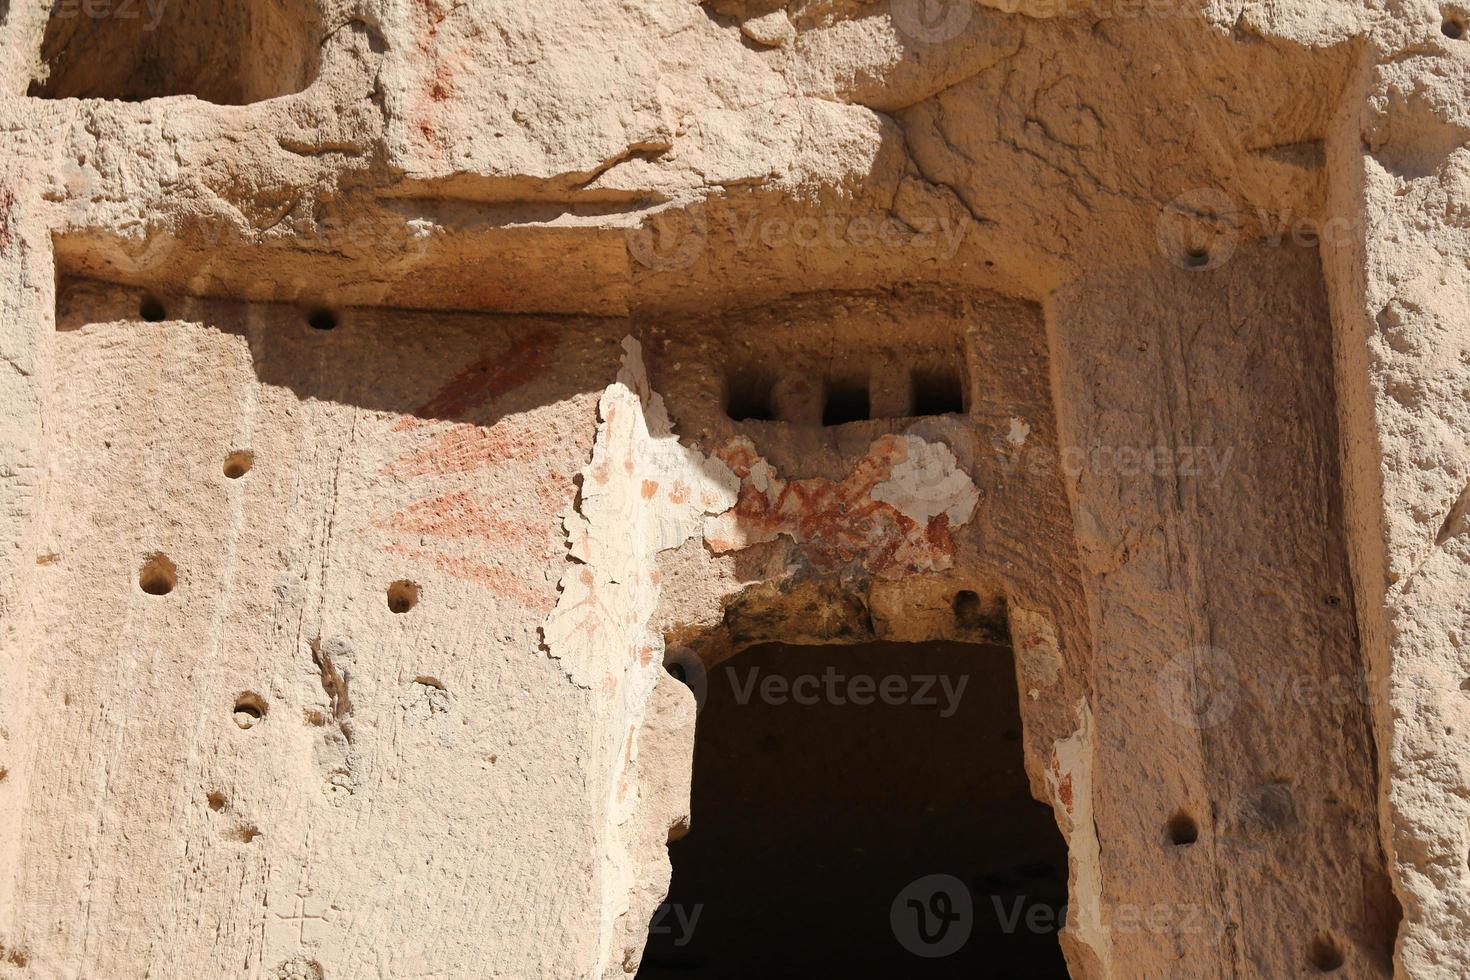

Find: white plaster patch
<box><xmin>1047</xmin><ymin>702</ymin><xmax>1113</xmax><ymax>977</ymax></box>
<box><xmin>869</xmin><ymin>434</ymin><xmax>979</xmax><ymax>525</ymax></box>
<box><xmin>1011</xmin><ymin>605</ymin><xmax>1063</xmax><ymax>696</ymax></box>
<box><xmin>747</xmin><ymin>456</ymin><xmax>776</xmax><ymax>494</ymax></box>
<box><xmin>1006</xmin><ymin>416</ymin><xmax>1031</xmax><ymax>446</ymax></box>
<box><xmin>544</xmin><ymin>337</ymin><xmax>739</xmax><ymax>687</ymax></box>
<box><xmin>538</xmin><ymin>337</ymin><xmax>739</xmax><ymax>979</ymax></box>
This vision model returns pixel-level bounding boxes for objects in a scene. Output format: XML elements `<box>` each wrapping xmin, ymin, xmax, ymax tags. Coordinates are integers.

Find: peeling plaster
<box><xmin>705</xmin><ymin>433</ymin><xmax>980</xmax><ymax>578</ymax></box>
<box><xmin>542</xmin><ymin>337</ymin><xmax>738</xmax><ymax>689</ymax></box>
<box><xmin>538</xmin><ymin>337</ymin><xmax>738</xmax><ymax>978</ymax></box>
<box><xmin>870</xmin><ymin>435</ymin><xmax>979</xmax><ymax>525</ymax></box>
<box><xmin>1012</xmin><ymin>605</ymin><xmax>1063</xmax><ymax>697</ymax></box>
<box><xmin>1047</xmin><ymin>702</ymin><xmax>1112</xmax><ymax>977</ymax></box>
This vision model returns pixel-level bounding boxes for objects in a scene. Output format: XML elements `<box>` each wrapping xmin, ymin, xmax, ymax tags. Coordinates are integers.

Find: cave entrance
<box><xmin>28</xmin><ymin>0</ymin><xmax>324</xmax><ymax>103</ymax></box>
<box><xmin>638</xmin><ymin>638</ymin><xmax>1071</xmax><ymax>979</ymax></box>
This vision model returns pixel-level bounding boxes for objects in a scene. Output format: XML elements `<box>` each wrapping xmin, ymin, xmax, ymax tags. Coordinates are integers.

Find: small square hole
<box><xmin>911</xmin><ymin>368</ymin><xmax>965</xmax><ymax>416</ymax></box>
<box><xmin>726</xmin><ymin>371</ymin><xmax>776</xmax><ymax>422</ymax></box>
<box><xmin>953</xmin><ymin>590</ymin><xmax>985</xmax><ymax>629</ymax></box>
<box><xmin>823</xmin><ymin>377</ymin><xmax>870</xmax><ymax>426</ymax></box>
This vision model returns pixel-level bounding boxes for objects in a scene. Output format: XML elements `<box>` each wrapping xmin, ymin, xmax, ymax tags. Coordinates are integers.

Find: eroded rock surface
<box><xmin>0</xmin><ymin>0</ymin><xmax>1461</xmax><ymax>977</ymax></box>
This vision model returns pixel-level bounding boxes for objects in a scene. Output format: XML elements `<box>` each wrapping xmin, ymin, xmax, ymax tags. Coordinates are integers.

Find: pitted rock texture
<box><xmin>0</xmin><ymin>0</ymin><xmax>1462</xmax><ymax>978</ymax></box>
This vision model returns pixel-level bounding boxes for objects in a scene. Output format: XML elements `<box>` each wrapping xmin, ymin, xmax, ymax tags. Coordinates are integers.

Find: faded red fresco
<box><xmin>705</xmin><ymin>436</ymin><xmax>961</xmax><ymax>578</ymax></box>
<box><xmin>408</xmin><ymin>0</ymin><xmax>472</xmax><ymax>163</ymax></box>
<box><xmin>377</xmin><ymin>332</ymin><xmax>568</xmax><ymax>599</ymax></box>
<box><xmin>375</xmin><ymin>490</ymin><xmax>535</xmax><ymax>542</ymax></box>
<box><xmin>388</xmin><ymin>414</ymin><xmax>551</xmax><ymax>479</ymax></box>
<box><xmin>393</xmin><ymin>329</ymin><xmax>556</xmax><ymax>430</ymax></box>
<box><xmin>1049</xmin><ymin>754</ymin><xmax>1075</xmax><ymax>816</ymax></box>
<box><xmin>385</xmin><ymin>544</ymin><xmax>554</xmax><ymax>612</ymax></box>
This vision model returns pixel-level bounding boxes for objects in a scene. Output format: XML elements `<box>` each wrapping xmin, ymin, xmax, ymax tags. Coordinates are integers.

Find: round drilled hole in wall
<box><xmin>274</xmin><ymin>958</ymin><xmax>324</xmax><ymax>980</ymax></box>
<box><xmin>138</xmin><ymin>553</ymin><xmax>177</xmax><ymax>595</ymax></box>
<box><xmin>307</xmin><ymin>309</ymin><xmax>338</xmax><ymax>331</ymax></box>
<box><xmin>1308</xmin><ymin>932</ymin><xmax>1345</xmax><ymax>972</ymax></box>
<box><xmin>139</xmin><ymin>294</ymin><xmax>167</xmax><ymax>322</ymax></box>
<box><xmin>232</xmin><ymin>692</ymin><xmax>267</xmax><ymax>729</ymax></box>
<box><xmin>222</xmin><ymin>450</ymin><xmax>254</xmax><ymax>479</ymax></box>
<box><xmin>387</xmin><ymin>580</ymin><xmax>420</xmax><ymax>614</ymax></box>
<box><xmin>1167</xmin><ymin>810</ymin><xmax>1199</xmax><ymax>846</ymax></box>
<box><xmin>1184</xmin><ymin>246</ymin><xmax>1211</xmax><ymax>270</ymax></box>
<box><xmin>1444</xmin><ymin>13</ymin><xmax>1466</xmax><ymax>39</ymax></box>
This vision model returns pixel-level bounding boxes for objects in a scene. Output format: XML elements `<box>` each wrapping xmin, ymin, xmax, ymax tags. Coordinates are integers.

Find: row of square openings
<box><xmin>726</xmin><ymin>368</ymin><xmax>967</xmax><ymax>426</ymax></box>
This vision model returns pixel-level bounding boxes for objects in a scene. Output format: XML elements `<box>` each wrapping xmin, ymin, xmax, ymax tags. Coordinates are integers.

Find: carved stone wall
<box><xmin>0</xmin><ymin>1</ymin><xmax>1463</xmax><ymax>978</ymax></box>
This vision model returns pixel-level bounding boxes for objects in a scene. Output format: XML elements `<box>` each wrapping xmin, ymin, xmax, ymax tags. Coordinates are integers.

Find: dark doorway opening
<box><xmin>639</xmin><ymin>639</ymin><xmax>1071</xmax><ymax>979</ymax></box>
<box><xmin>28</xmin><ymin>0</ymin><xmax>322</xmax><ymax>104</ymax></box>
